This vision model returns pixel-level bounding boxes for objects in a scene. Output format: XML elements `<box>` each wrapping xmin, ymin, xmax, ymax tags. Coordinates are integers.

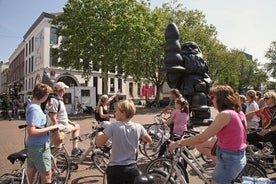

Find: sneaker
<box><xmin>71</xmin><ymin>148</ymin><xmax>85</xmax><ymax>156</ymax></box>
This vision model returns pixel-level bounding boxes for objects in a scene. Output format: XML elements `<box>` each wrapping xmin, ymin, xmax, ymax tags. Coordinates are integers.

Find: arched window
<box><xmin>57</xmin><ymin>76</ymin><xmax>77</xmax><ymax>87</ymax></box>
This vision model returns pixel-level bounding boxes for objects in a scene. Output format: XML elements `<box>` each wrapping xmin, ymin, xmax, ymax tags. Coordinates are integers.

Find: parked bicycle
<box><xmin>0</xmin><ymin>124</ymin><xmax>70</xmax><ymax>184</ymax></box>
<box><xmin>146</xmin><ymin>144</ymin><xmax>267</xmax><ymax>184</ymax></box>
<box><xmin>52</xmin><ymin>121</ymin><xmax>110</xmax><ymax>174</ymax></box>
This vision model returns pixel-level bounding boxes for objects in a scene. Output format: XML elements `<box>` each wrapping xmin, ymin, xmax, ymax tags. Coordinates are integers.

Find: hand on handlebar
<box><xmin>169</xmin><ymin>141</ymin><xmax>179</xmax><ymax>153</ymax></box>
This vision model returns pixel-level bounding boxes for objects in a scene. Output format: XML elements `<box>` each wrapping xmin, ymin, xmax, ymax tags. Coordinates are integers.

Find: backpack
<box><xmin>41</xmin><ymin>93</ymin><xmax>61</xmax><ymax>114</ymax></box>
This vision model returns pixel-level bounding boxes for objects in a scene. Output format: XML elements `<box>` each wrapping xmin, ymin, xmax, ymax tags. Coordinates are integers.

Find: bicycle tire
<box><xmin>146</xmin><ymin>157</ymin><xmax>189</xmax><ymax>183</ymax></box>
<box><xmin>0</xmin><ymin>173</ymin><xmax>13</xmax><ymax>184</ymax></box>
<box><xmin>91</xmin><ymin>151</ymin><xmax>109</xmax><ymax>174</ymax></box>
<box><xmin>143</xmin><ymin>135</ymin><xmax>163</xmax><ymax>160</ymax></box>
<box><xmin>52</xmin><ymin>151</ymin><xmax>71</xmax><ymax>184</ymax></box>
<box><xmin>233</xmin><ymin>160</ymin><xmax>267</xmax><ymax>183</ymax></box>
<box><xmin>147</xmin><ymin>170</ymin><xmax>176</xmax><ymax>184</ymax></box>
<box><xmin>147</xmin><ymin>124</ymin><xmax>170</xmax><ymax>140</ymax></box>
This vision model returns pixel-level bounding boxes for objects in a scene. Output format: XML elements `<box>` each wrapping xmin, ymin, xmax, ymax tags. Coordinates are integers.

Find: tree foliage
<box><xmin>51</xmin><ymin>0</ymin><xmax>154</xmax><ymax>93</ymax></box>
<box><xmin>52</xmin><ymin>0</ymin><xmax>269</xmax><ymax>97</ymax></box>
<box><xmin>265</xmin><ymin>41</ymin><xmax>276</xmax><ymax>78</ymax></box>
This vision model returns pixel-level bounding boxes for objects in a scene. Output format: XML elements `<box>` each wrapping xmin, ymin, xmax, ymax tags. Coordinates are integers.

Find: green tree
<box><xmin>51</xmin><ymin>0</ymin><xmax>153</xmax><ymax>94</ymax></box>
<box><xmin>265</xmin><ymin>41</ymin><xmax>276</xmax><ymax>78</ymax></box>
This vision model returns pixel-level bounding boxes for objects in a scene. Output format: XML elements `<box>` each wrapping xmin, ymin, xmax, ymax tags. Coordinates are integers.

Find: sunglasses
<box><xmin>209</xmin><ymin>96</ymin><xmax>215</xmax><ymax>100</ymax></box>
<box><xmin>264</xmin><ymin>97</ymin><xmax>270</xmax><ymax>100</ymax></box>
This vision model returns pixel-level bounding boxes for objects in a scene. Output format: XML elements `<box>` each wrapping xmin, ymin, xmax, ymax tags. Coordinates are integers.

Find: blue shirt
<box><xmin>26</xmin><ymin>103</ymin><xmax>49</xmax><ymax>146</ymax></box>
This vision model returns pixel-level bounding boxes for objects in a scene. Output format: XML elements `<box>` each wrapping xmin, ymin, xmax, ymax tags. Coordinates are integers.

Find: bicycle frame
<box><xmin>162</xmin><ymin>146</ymin><xmax>212</xmax><ymax>184</ymax></box>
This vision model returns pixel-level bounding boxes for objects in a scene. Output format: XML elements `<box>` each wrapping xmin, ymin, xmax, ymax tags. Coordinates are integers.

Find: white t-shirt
<box><xmin>48</xmin><ymin>97</ymin><xmax>69</xmax><ymax>130</ymax></box>
<box><xmin>246</xmin><ymin>101</ymin><xmax>260</xmax><ymax>128</ymax></box>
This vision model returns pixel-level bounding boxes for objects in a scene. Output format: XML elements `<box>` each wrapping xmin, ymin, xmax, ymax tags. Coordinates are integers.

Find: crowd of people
<box><xmin>19</xmin><ymin>81</ymin><xmax>276</xmax><ymax>184</ymax></box>
<box><xmin>0</xmin><ymin>95</ymin><xmax>21</xmax><ymax>120</ymax></box>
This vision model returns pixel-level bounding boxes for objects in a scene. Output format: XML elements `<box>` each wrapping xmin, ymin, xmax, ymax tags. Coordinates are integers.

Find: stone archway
<box><xmin>34</xmin><ymin>74</ymin><xmax>42</xmax><ymax>84</ymax></box>
<box><xmin>57</xmin><ymin>75</ymin><xmax>78</xmax><ymax>87</ymax></box>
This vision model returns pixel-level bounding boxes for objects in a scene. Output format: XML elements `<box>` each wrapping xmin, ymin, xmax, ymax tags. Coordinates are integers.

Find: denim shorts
<box><xmin>212</xmin><ymin>146</ymin><xmax>246</xmax><ymax>184</ymax></box>
<box><xmin>27</xmin><ymin>142</ymin><xmax>51</xmax><ymax>173</ymax></box>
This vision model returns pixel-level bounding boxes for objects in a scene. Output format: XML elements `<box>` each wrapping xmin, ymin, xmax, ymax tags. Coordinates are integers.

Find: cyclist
<box><xmin>95</xmin><ymin>90</ymin><xmax>120</xmax><ymax>128</ymax></box>
<box><xmin>158</xmin><ymin>97</ymin><xmax>189</xmax><ymax>157</ymax></box>
<box><xmin>246</xmin><ymin>90</ymin><xmax>260</xmax><ymax>129</ymax></box>
<box><xmin>246</xmin><ymin>91</ymin><xmax>276</xmax><ymax>157</ymax></box>
<box><xmin>169</xmin><ymin>85</ymin><xmax>247</xmax><ymax>184</ymax></box>
<box><xmin>48</xmin><ymin>82</ymin><xmax>83</xmax><ymax>156</ymax></box>
<box><xmin>26</xmin><ymin>83</ymin><xmax>59</xmax><ymax>184</ymax></box>
<box><xmin>96</xmin><ymin>100</ymin><xmax>152</xmax><ymax>184</ymax></box>
<box><xmin>160</xmin><ymin>89</ymin><xmax>181</xmax><ymax>133</ymax></box>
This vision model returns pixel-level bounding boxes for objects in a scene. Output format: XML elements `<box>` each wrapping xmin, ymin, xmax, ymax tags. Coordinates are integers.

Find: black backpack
<box><xmin>41</xmin><ymin>93</ymin><xmax>61</xmax><ymax>114</ymax></box>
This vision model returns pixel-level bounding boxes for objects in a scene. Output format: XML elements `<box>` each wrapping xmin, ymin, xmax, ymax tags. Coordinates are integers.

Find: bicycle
<box><xmin>146</xmin><ymin>144</ymin><xmax>267</xmax><ymax>184</ymax></box>
<box><xmin>52</xmin><ymin>122</ymin><xmax>110</xmax><ymax>174</ymax></box>
<box><xmin>139</xmin><ymin>114</ymin><xmax>171</xmax><ymax>160</ymax></box>
<box><xmin>0</xmin><ymin>124</ymin><xmax>70</xmax><ymax>184</ymax></box>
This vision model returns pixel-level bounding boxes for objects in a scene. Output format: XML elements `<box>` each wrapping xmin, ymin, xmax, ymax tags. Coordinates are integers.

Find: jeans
<box><xmin>212</xmin><ymin>146</ymin><xmax>246</xmax><ymax>184</ymax></box>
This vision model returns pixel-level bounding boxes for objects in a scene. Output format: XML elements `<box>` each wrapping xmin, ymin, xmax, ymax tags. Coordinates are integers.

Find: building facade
<box><xmin>0</xmin><ymin>12</ymin><xmax>156</xmax><ymax>108</ymax></box>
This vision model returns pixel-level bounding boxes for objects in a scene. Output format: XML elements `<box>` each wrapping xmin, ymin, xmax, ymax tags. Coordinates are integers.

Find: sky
<box><xmin>0</xmin><ymin>0</ymin><xmax>276</xmax><ymax>64</ymax></box>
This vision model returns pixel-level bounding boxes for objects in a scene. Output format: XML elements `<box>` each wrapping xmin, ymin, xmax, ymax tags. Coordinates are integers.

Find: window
<box><xmin>25</xmin><ymin>60</ymin><xmax>28</xmax><ymax>74</ymax></box>
<box><xmin>118</xmin><ymin>79</ymin><xmax>122</xmax><ymax>91</ymax></box>
<box><xmin>129</xmin><ymin>82</ymin><xmax>133</xmax><ymax>97</ymax></box>
<box><xmin>137</xmin><ymin>83</ymin><xmax>141</xmax><ymax>96</ymax></box>
<box><xmin>63</xmin><ymin>93</ymin><xmax>72</xmax><ymax>104</ymax></box>
<box><xmin>25</xmin><ymin>44</ymin><xmax>28</xmax><ymax>57</ymax></box>
<box><xmin>28</xmin><ymin>58</ymin><xmax>31</xmax><ymax>74</ymax></box>
<box><xmin>31</xmin><ymin>37</ymin><xmax>34</xmax><ymax>52</ymax></box>
<box><xmin>81</xmin><ymin>90</ymin><xmax>90</xmax><ymax>96</ymax></box>
<box><xmin>110</xmin><ymin>78</ymin><xmax>115</xmax><ymax>93</ymax></box>
<box><xmin>29</xmin><ymin>40</ymin><xmax>31</xmax><ymax>54</ymax></box>
<box><xmin>31</xmin><ymin>56</ymin><xmax>34</xmax><ymax>72</ymax></box>
<box><xmin>50</xmin><ymin>27</ymin><xmax>58</xmax><ymax>45</ymax></box>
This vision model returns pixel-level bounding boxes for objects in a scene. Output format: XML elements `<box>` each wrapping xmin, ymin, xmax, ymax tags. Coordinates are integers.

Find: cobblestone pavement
<box><xmin>1</xmin><ymin>108</ymin><xmax>275</xmax><ymax>183</ymax></box>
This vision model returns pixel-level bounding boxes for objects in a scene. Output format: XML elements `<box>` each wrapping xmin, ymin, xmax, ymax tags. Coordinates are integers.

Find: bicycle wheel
<box><xmin>143</xmin><ymin>135</ymin><xmax>163</xmax><ymax>160</ymax></box>
<box><xmin>147</xmin><ymin>170</ymin><xmax>176</xmax><ymax>184</ymax></box>
<box><xmin>146</xmin><ymin>157</ymin><xmax>189</xmax><ymax>183</ymax></box>
<box><xmin>233</xmin><ymin>160</ymin><xmax>267</xmax><ymax>183</ymax></box>
<box><xmin>147</xmin><ymin>124</ymin><xmax>170</xmax><ymax>140</ymax></box>
<box><xmin>52</xmin><ymin>151</ymin><xmax>71</xmax><ymax>184</ymax></box>
<box><xmin>91</xmin><ymin>151</ymin><xmax>109</xmax><ymax>174</ymax></box>
<box><xmin>0</xmin><ymin>173</ymin><xmax>13</xmax><ymax>184</ymax></box>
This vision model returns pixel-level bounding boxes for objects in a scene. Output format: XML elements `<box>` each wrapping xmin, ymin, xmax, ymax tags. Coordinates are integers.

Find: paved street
<box><xmin>1</xmin><ymin>108</ymin><xmax>275</xmax><ymax>183</ymax></box>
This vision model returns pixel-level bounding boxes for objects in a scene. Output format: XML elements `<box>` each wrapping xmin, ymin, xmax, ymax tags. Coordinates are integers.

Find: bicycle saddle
<box><xmin>7</xmin><ymin>149</ymin><xmax>27</xmax><ymax>164</ymax></box>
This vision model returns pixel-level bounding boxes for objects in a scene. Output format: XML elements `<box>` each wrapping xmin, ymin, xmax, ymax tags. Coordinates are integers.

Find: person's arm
<box><xmin>28</xmin><ymin>124</ymin><xmax>59</xmax><ymax>136</ymax></box>
<box><xmin>160</xmin><ymin>105</ymin><xmax>171</xmax><ymax>115</ymax></box>
<box><xmin>140</xmin><ymin>134</ymin><xmax>152</xmax><ymax>143</ymax></box>
<box><xmin>107</xmin><ymin>90</ymin><xmax>120</xmax><ymax>104</ymax></box>
<box><xmin>95</xmin><ymin>132</ymin><xmax>109</xmax><ymax>147</ymax></box>
<box><xmin>99</xmin><ymin>106</ymin><xmax>112</xmax><ymax>119</ymax></box>
<box><xmin>169</xmin><ymin>111</ymin><xmax>231</xmax><ymax>152</ymax></box>
<box><xmin>48</xmin><ymin>112</ymin><xmax>63</xmax><ymax>142</ymax></box>
<box><xmin>163</xmin><ymin>114</ymin><xmax>175</xmax><ymax>125</ymax></box>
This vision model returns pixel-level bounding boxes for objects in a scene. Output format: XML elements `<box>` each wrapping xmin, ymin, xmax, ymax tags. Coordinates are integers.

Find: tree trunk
<box><xmin>155</xmin><ymin>84</ymin><xmax>162</xmax><ymax>107</ymax></box>
<box><xmin>102</xmin><ymin>62</ymin><xmax>109</xmax><ymax>95</ymax></box>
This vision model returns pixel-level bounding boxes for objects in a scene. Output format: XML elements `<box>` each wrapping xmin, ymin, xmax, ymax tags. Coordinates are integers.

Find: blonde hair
<box><xmin>96</xmin><ymin>95</ymin><xmax>109</xmax><ymax>113</ymax></box>
<box><xmin>264</xmin><ymin>91</ymin><xmax>276</xmax><ymax>104</ymax></box>
<box><xmin>116</xmin><ymin>99</ymin><xmax>136</xmax><ymax>119</ymax></box>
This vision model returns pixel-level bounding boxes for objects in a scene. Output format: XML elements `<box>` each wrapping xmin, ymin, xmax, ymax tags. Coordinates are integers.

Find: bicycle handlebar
<box><xmin>18</xmin><ymin>124</ymin><xmax>27</xmax><ymax>129</ymax></box>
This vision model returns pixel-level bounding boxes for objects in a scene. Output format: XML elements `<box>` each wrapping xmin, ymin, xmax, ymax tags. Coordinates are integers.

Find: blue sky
<box><xmin>1</xmin><ymin>0</ymin><xmax>275</xmax><ymax>64</ymax></box>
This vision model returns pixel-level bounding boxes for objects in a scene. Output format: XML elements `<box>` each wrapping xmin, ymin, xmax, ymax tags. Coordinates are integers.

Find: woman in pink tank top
<box><xmin>169</xmin><ymin>85</ymin><xmax>247</xmax><ymax>184</ymax></box>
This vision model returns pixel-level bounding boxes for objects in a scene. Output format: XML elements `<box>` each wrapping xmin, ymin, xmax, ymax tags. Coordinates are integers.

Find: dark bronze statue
<box><xmin>163</xmin><ymin>23</ymin><xmax>213</xmax><ymax>124</ymax></box>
